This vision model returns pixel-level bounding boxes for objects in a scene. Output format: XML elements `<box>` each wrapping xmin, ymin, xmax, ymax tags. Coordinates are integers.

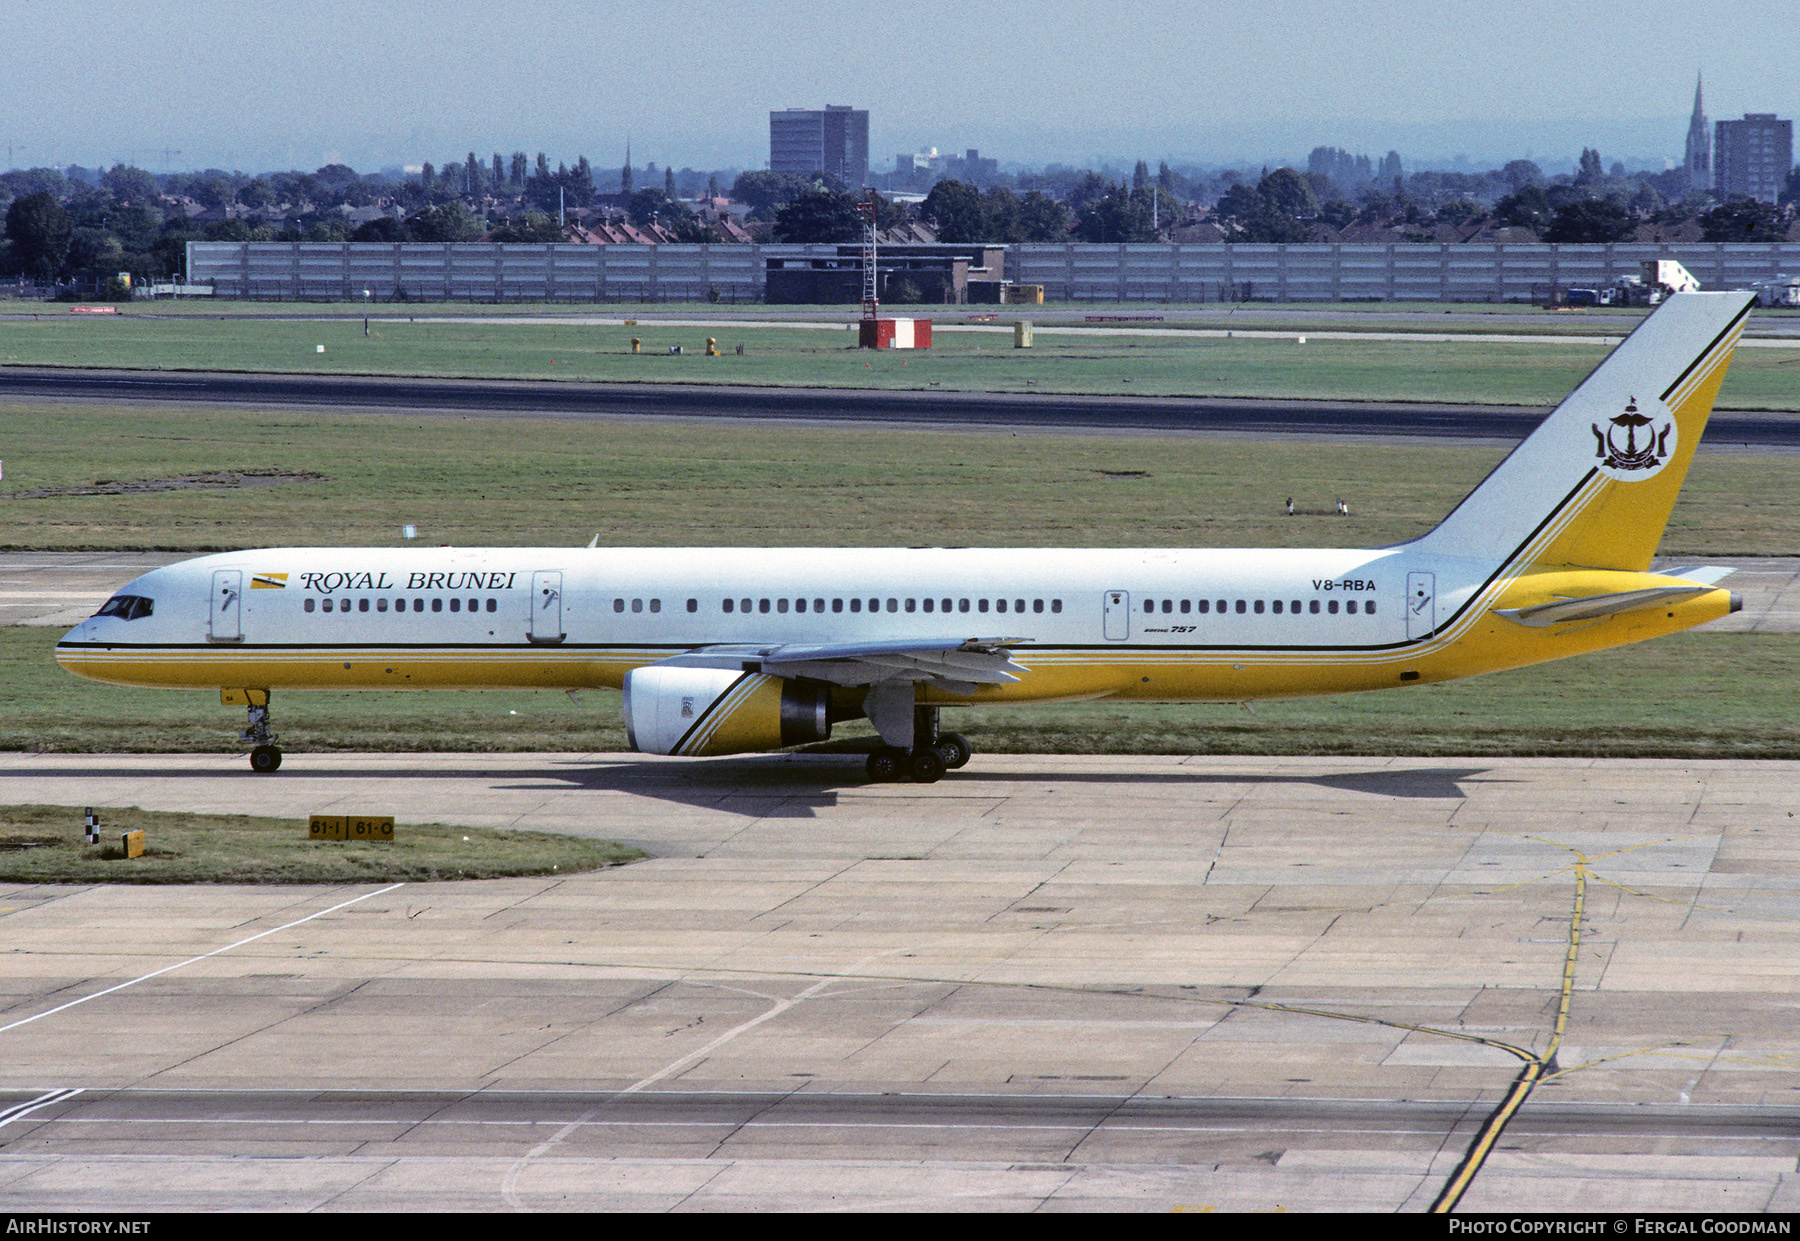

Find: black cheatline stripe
<box><xmin>671</xmin><ymin>672</ymin><xmax>754</xmax><ymax>755</ymax></box>
<box><xmin>1660</xmin><ymin>300</ymin><xmax>1754</xmax><ymax>402</ymax></box>
<box><xmin>1413</xmin><ymin>468</ymin><xmax>1599</xmax><ymax>642</ymax></box>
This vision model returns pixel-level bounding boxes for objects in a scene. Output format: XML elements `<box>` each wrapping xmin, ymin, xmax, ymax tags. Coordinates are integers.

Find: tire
<box><xmin>935</xmin><ymin>732</ymin><xmax>972</xmax><ymax>769</ymax></box>
<box><xmin>908</xmin><ymin>749</ymin><xmax>946</xmax><ymax>784</ymax></box>
<box><xmin>249</xmin><ymin>746</ymin><xmax>282</xmax><ymax>773</ymax></box>
<box><xmin>866</xmin><ymin>747</ymin><xmax>904</xmax><ymax>782</ymax></box>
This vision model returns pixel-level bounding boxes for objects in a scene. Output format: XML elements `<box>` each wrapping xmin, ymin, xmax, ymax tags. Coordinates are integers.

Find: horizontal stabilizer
<box><xmin>1493</xmin><ymin>585</ymin><xmax>1714</xmax><ymax>628</ymax></box>
<box><xmin>1661</xmin><ymin>565</ymin><xmax>1736</xmax><ymax>586</ymax></box>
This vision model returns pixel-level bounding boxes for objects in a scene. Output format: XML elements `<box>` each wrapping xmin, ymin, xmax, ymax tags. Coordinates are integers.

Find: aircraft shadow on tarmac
<box><xmin>490</xmin><ymin>757</ymin><xmax>1493</xmax><ymax>816</ymax></box>
<box><xmin>9</xmin><ymin>758</ymin><xmax>1492</xmax><ymax>819</ymax></box>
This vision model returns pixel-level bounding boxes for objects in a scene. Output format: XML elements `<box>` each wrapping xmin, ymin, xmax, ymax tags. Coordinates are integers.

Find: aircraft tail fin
<box><xmin>1412</xmin><ymin>291</ymin><xmax>1754</xmax><ymax>572</ymax></box>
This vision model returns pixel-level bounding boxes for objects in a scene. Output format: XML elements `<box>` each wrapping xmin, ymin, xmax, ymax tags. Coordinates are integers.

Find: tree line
<box><xmin>5</xmin><ymin>142</ymin><xmax>1797</xmax><ymax>291</ymax></box>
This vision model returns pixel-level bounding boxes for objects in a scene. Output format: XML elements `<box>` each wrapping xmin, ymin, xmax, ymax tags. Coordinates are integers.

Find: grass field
<box><xmin>0</xmin><ymin>802</ymin><xmax>642</xmax><ymax>884</ymax></box>
<box><xmin>5</xmin><ymin>309</ymin><xmax>1799</xmax><ymax>406</ymax></box>
<box><xmin>7</xmin><ymin>402</ymin><xmax>1800</xmax><ymax>554</ymax></box>
<box><xmin>6</xmin><ymin>626</ymin><xmax>1797</xmax><ymax>760</ymax></box>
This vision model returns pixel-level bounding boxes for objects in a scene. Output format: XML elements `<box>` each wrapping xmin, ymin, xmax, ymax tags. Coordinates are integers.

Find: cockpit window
<box><xmin>95</xmin><ymin>595</ymin><xmax>154</xmax><ymax>621</ymax></box>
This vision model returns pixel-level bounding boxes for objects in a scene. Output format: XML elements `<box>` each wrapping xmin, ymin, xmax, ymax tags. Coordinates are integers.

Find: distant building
<box><xmin>1683</xmin><ymin>74</ymin><xmax>1710</xmax><ymax>191</ymax></box>
<box><xmin>769</xmin><ymin>106</ymin><xmax>869</xmax><ymax>186</ymax></box>
<box><xmin>893</xmin><ymin>147</ymin><xmax>999</xmax><ymax>187</ymax></box>
<box><xmin>1715</xmin><ymin>113</ymin><xmax>1793</xmax><ymax>203</ymax></box>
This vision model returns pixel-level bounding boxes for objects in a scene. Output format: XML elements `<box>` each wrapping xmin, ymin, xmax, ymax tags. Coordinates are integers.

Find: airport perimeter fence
<box><xmin>187</xmin><ymin>240</ymin><xmax>1800</xmax><ymax>304</ymax></box>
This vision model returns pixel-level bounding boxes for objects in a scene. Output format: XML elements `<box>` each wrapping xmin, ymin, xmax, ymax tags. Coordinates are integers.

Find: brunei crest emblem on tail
<box><xmin>1593</xmin><ymin>395</ymin><xmax>1676</xmax><ymax>480</ymax></box>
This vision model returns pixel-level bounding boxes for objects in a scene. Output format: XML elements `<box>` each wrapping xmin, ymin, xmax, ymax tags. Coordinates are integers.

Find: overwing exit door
<box><xmin>1103</xmin><ymin>590</ymin><xmax>1130</xmax><ymax>641</ymax></box>
<box><xmin>530</xmin><ymin>570</ymin><xmax>565</xmax><ymax>644</ymax></box>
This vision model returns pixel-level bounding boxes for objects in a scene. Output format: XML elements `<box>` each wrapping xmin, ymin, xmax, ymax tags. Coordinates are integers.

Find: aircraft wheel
<box><xmin>908</xmin><ymin>749</ymin><xmax>946</xmax><ymax>784</ymax></box>
<box><xmin>934</xmin><ymin>732</ymin><xmax>972</xmax><ymax>770</ymax></box>
<box><xmin>249</xmin><ymin>746</ymin><xmax>283</xmax><ymax>773</ymax></box>
<box><xmin>866</xmin><ymin>747</ymin><xmax>906</xmax><ymax>783</ymax></box>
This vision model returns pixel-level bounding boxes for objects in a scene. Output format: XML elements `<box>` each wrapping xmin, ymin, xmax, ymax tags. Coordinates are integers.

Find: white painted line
<box><xmin>0</xmin><ymin>1087</ymin><xmax>84</xmax><ymax>1128</ymax></box>
<box><xmin>0</xmin><ymin>884</ymin><xmax>404</xmax><ymax>1036</ymax></box>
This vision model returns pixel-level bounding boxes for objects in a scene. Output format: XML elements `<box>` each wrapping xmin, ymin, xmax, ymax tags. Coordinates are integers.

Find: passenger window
<box><xmin>1347</xmin><ymin>600</ymin><xmax>1358</xmax><ymax>615</ymax></box>
<box><xmin>816</xmin><ymin>599</ymin><xmax>826</xmax><ymax>612</ymax></box>
<box><xmin>832</xmin><ymin>599</ymin><xmax>843</xmax><ymax>613</ymax></box>
<box><xmin>905</xmin><ymin>599</ymin><xmax>916</xmax><ymax>613</ymax></box>
<box><xmin>997</xmin><ymin>599</ymin><xmax>1008</xmax><ymax>614</ymax></box>
<box><xmin>450</xmin><ymin>598</ymin><xmax>461</xmax><ymax>613</ymax></box>
<box><xmin>1310</xmin><ymin>600</ymin><xmax>1320</xmax><ymax>614</ymax></box>
<box><xmin>650</xmin><ymin>599</ymin><xmax>660</xmax><ymax>613</ymax></box>
<box><xmin>1051</xmin><ymin>599</ymin><xmax>1062</xmax><ymax>613</ymax></box>
<box><xmin>361</xmin><ymin>599</ymin><xmax>371</xmax><ymax>612</ymax></box>
<box><xmin>432</xmin><ymin>598</ymin><xmax>442</xmax><ymax>613</ymax></box>
<box><xmin>922</xmin><ymin>599</ymin><xmax>933</xmax><ymax>613</ymax></box>
<box><xmin>687</xmin><ymin>599</ymin><xmax>698</xmax><ymax>613</ymax></box>
<box><xmin>1271</xmin><ymin>600</ymin><xmax>1282</xmax><ymax>614</ymax></box>
<box><xmin>631</xmin><ymin>598</ymin><xmax>643</xmax><ymax>613</ymax></box>
<box><xmin>741</xmin><ymin>598</ymin><xmax>751</xmax><ymax>613</ymax></box>
<box><xmin>1034</xmin><ymin>600</ymin><xmax>1044</xmax><ymax>613</ymax></box>
<box><xmin>414</xmin><ymin>599</ymin><xmax>424</xmax><ymax>612</ymax></box>
<box><xmin>759</xmin><ymin>599</ymin><xmax>771</xmax><ymax>613</ymax></box>
<box><xmin>978</xmin><ymin>599</ymin><xmax>989</xmax><ymax>613</ymax></box>
<box><xmin>1328</xmin><ymin>600</ymin><xmax>1339</xmax><ymax>614</ymax></box>
<box><xmin>376</xmin><ymin>598</ymin><xmax>387</xmax><ymax>613</ymax></box>
<box><xmin>959</xmin><ymin>599</ymin><xmax>970</xmax><ymax>613</ymax></box>
<box><xmin>613</xmin><ymin>598</ymin><xmax>624</xmax><ymax>613</ymax></box>
<box><xmin>942</xmin><ymin>599</ymin><xmax>952</xmax><ymax>612</ymax></box>
<box><xmin>1217</xmin><ymin>600</ymin><xmax>1227</xmax><ymax>613</ymax></box>
<box><xmin>1178</xmin><ymin>600</ymin><xmax>1189</xmax><ymax>614</ymax></box>
<box><xmin>777</xmin><ymin>598</ymin><xmax>789</xmax><ymax>613</ymax></box>
<box><xmin>1366</xmin><ymin>600</ymin><xmax>1376</xmax><ymax>615</ymax></box>
<box><xmin>1235</xmin><ymin>600</ymin><xmax>1246</xmax><ymax>614</ymax></box>
<box><xmin>1014</xmin><ymin>600</ymin><xmax>1024</xmax><ymax>613</ymax></box>
<box><xmin>886</xmin><ymin>599</ymin><xmax>898</xmax><ymax>612</ymax></box>
<box><xmin>1162</xmin><ymin>600</ymin><xmax>1172</xmax><ymax>614</ymax></box>
<box><xmin>488</xmin><ymin>598</ymin><xmax>496</xmax><ymax>612</ymax></box>
<box><xmin>1196</xmin><ymin>600</ymin><xmax>1209</xmax><ymax>614</ymax></box>
<box><xmin>468</xmin><ymin>598</ymin><xmax>478</xmax><ymax>612</ymax></box>
<box><xmin>1254</xmin><ymin>600</ymin><xmax>1265</xmax><ymax>614</ymax></box>
<box><xmin>723</xmin><ymin>598</ymin><xmax>734</xmax><ymax>613</ymax></box>
<box><xmin>304</xmin><ymin>598</ymin><xmax>315</xmax><ymax>613</ymax></box>
<box><xmin>795</xmin><ymin>598</ymin><xmax>806</xmax><ymax>613</ymax></box>
<box><xmin>850</xmin><ymin>598</ymin><xmax>861</xmax><ymax>613</ymax></box>
<box><xmin>1143</xmin><ymin>599</ymin><xmax>1154</xmax><ymax>614</ymax></box>
<box><xmin>1291</xmin><ymin>599</ymin><xmax>1301</xmax><ymax>612</ymax></box>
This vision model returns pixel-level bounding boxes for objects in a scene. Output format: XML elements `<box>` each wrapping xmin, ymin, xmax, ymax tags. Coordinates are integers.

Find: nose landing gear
<box><xmin>227</xmin><ymin>689</ymin><xmax>282</xmax><ymax>773</ymax></box>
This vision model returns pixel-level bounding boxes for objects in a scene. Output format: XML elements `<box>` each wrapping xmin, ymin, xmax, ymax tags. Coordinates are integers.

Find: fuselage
<box><xmin>55</xmin><ymin>544</ymin><xmax>1732</xmax><ymax>705</ymax></box>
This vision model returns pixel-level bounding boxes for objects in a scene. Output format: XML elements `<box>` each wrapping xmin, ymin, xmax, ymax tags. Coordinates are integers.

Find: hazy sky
<box><xmin>4</xmin><ymin>0</ymin><xmax>1797</xmax><ymax>175</ymax></box>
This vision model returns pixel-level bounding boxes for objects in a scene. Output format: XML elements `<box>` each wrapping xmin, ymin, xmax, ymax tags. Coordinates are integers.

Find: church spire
<box><xmin>1684</xmin><ymin>71</ymin><xmax>1710</xmax><ymax>191</ymax></box>
<box><xmin>622</xmin><ymin>139</ymin><xmax>633</xmax><ymax>196</ymax></box>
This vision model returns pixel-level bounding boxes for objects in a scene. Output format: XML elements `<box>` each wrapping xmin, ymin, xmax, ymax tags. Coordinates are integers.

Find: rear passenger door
<box><xmin>1103</xmin><ymin>590</ymin><xmax>1130</xmax><ymax>641</ymax></box>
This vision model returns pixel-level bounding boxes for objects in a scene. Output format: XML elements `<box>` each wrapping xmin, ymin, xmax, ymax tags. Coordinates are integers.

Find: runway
<box><xmin>5</xmin><ymin>365</ymin><xmax>1800</xmax><ymax>446</ymax></box>
<box><xmin>2</xmin><ymin>752</ymin><xmax>1798</xmax><ymax>1211</ymax></box>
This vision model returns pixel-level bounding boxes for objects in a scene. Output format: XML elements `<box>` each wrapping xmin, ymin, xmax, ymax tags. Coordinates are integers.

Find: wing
<box><xmin>655</xmin><ymin>637</ymin><xmax>1028</xmax><ymax>696</ymax></box>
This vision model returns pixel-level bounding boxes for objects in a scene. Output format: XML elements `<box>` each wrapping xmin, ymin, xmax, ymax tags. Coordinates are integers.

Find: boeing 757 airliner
<box><xmin>57</xmin><ymin>292</ymin><xmax>1755</xmax><ymax>781</ymax></box>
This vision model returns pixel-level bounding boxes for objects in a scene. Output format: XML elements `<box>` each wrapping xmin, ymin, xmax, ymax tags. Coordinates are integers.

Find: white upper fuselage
<box><xmin>60</xmin><ymin>543</ymin><xmax>1466</xmax><ymax>664</ymax></box>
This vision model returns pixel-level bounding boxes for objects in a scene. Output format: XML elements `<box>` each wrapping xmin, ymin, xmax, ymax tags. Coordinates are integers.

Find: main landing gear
<box><xmin>865</xmin><ymin>706</ymin><xmax>972</xmax><ymax>784</ymax></box>
<box><xmin>233</xmin><ymin>690</ymin><xmax>282</xmax><ymax>773</ymax></box>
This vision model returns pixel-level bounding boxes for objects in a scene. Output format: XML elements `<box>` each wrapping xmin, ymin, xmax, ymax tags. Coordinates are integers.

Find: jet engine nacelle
<box><xmin>623</xmin><ymin>665</ymin><xmax>832</xmax><ymax>757</ymax></box>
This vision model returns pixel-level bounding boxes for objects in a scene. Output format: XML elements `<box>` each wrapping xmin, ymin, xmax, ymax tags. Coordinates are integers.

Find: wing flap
<box><xmin>658</xmin><ymin>637</ymin><xmax>1028</xmax><ymax>691</ymax></box>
